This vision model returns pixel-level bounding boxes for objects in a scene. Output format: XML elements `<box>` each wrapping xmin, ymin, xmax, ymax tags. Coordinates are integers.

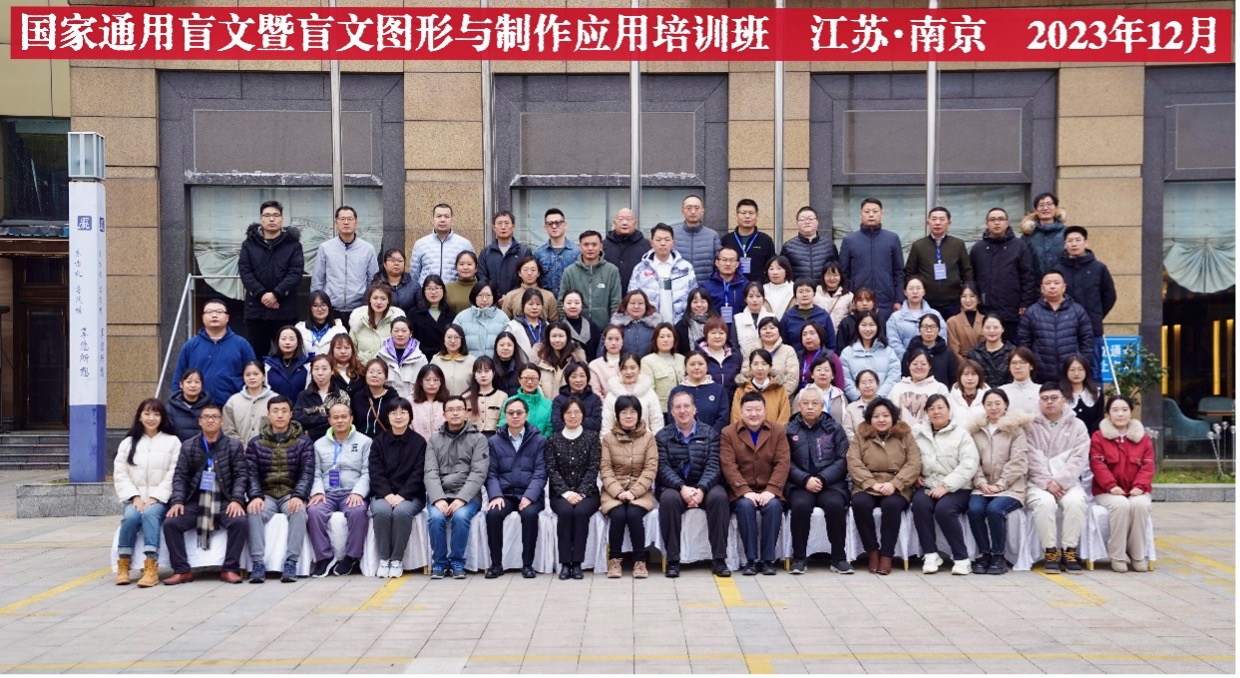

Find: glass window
<box><xmin>511</xmin><ymin>187</ymin><xmax>696</xmax><ymax>245</ymax></box>
<box><xmin>830</xmin><ymin>185</ymin><xmax>1026</xmax><ymax>253</ymax></box>
<box><xmin>1</xmin><ymin>118</ymin><xmax>70</xmax><ymax>223</ymax></box>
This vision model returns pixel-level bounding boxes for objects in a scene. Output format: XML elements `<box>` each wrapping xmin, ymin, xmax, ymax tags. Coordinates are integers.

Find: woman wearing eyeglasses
<box><xmin>498</xmin><ymin>363</ymin><xmax>554</xmax><ymax>437</ymax></box>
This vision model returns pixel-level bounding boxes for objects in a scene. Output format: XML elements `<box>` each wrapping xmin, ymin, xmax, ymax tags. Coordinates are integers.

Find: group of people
<box><xmin>127</xmin><ymin>191</ymin><xmax>1146</xmax><ymax>585</ymax></box>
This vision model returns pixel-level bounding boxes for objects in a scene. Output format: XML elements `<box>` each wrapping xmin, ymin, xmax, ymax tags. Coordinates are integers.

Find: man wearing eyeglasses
<box><xmin>483</xmin><ymin>399</ymin><xmax>547</xmax><ymax>579</ymax></box>
<box><xmin>969</xmin><ymin>207</ymin><xmax>1037</xmax><ymax>344</ymax></box>
<box><xmin>534</xmin><ymin>208</ymin><xmax>580</xmax><ymax>294</ymax></box>
<box><xmin>238</xmin><ymin>200</ymin><xmax>305</xmax><ymax>356</ymax></box>
<box><xmin>311</xmin><ymin>205</ymin><xmax>379</xmax><ymax>320</ymax></box>
<box><xmin>779</xmin><ymin>206</ymin><xmax>838</xmax><ymax>284</ymax></box>
<box><xmin>904</xmin><ymin>207</ymin><xmax>972</xmax><ymax>319</ymax></box>
<box><xmin>172</xmin><ymin>298</ymin><xmax>256</xmax><ymax>404</ymax></box>
<box><xmin>410</xmin><ymin>203</ymin><xmax>475</xmax><ymax>286</ymax></box>
<box><xmin>425</xmin><ymin>396</ymin><xmax>490</xmax><ymax>579</ymax></box>
<box><xmin>1024</xmin><ymin>382</ymin><xmax>1089</xmax><ymax>575</ymax></box>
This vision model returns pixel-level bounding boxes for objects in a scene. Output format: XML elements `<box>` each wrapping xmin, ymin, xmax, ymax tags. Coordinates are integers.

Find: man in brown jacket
<box><xmin>720</xmin><ymin>391</ymin><xmax>791</xmax><ymax>576</ymax></box>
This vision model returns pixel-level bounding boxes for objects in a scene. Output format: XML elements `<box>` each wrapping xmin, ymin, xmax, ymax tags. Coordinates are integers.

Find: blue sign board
<box><xmin>1100</xmin><ymin>335</ymin><xmax>1140</xmax><ymax>386</ymax></box>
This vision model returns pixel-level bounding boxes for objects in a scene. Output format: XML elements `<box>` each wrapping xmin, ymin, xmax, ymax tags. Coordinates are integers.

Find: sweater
<box><xmin>546</xmin><ymin>429</ymin><xmax>602</xmax><ymax>498</ymax></box>
<box><xmin>368</xmin><ymin>429</ymin><xmax>428</xmax><ymax>500</ymax></box>
<box><xmin>887</xmin><ymin>376</ymin><xmax>948</xmax><ymax>429</ymax></box>
<box><xmin>444</xmin><ymin>278</ymin><xmax>478</xmax><ymax>315</ymax></box>
<box><xmin>172</xmin><ymin>327</ymin><xmax>257</xmax><ymax>405</ymax></box>
<box><xmin>113</xmin><ymin>432</ymin><xmax>182</xmax><ymax>503</ymax></box>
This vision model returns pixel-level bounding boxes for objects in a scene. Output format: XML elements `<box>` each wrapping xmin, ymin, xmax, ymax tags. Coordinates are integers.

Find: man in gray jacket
<box><xmin>425</xmin><ymin>396</ymin><xmax>490</xmax><ymax>579</ymax></box>
<box><xmin>674</xmin><ymin>194</ymin><xmax>722</xmax><ymax>284</ymax></box>
<box><xmin>310</xmin><ymin>205</ymin><xmax>379</xmax><ymax>320</ymax></box>
<box><xmin>1025</xmin><ymin>383</ymin><xmax>1089</xmax><ymax>575</ymax></box>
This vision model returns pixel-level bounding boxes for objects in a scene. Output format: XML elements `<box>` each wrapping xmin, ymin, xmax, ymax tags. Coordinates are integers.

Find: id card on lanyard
<box><xmin>933</xmin><ymin>240</ymin><xmax>947</xmax><ymax>281</ymax></box>
<box><xmin>198</xmin><ymin>435</ymin><xmax>217</xmax><ymax>491</ymax></box>
<box><xmin>329</xmin><ymin>440</ymin><xmax>343</xmax><ymax>489</ymax></box>
<box><xmin>734</xmin><ymin>232</ymin><xmax>756</xmax><ymax>275</ymax></box>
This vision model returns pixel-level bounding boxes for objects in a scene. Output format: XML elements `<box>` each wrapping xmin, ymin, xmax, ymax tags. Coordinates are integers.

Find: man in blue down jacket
<box><xmin>839</xmin><ymin>198</ymin><xmax>905</xmax><ymax>324</ymax></box>
<box><xmin>238</xmin><ymin>200</ymin><xmax>304</xmax><ymax>358</ymax></box>
<box><xmin>1018</xmin><ymin>271</ymin><xmax>1094</xmax><ymax>384</ymax></box>
<box><xmin>484</xmin><ymin>399</ymin><xmax>547</xmax><ymax>579</ymax></box>
<box><xmin>244</xmin><ymin>396</ymin><xmax>316</xmax><ymax>583</ymax></box>
<box><xmin>784</xmin><ymin>385</ymin><xmax>851</xmax><ymax>575</ymax></box>
<box><xmin>656</xmin><ymin>391</ymin><xmax>731</xmax><ymax>578</ymax></box>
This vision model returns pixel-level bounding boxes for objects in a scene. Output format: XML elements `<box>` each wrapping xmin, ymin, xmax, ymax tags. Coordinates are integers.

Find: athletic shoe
<box><xmin>332</xmin><ymin>556</ymin><xmax>359</xmax><ymax>576</ymax></box>
<box><xmin>311</xmin><ymin>558</ymin><xmax>333</xmax><ymax>578</ymax></box>
<box><xmin>430</xmin><ymin>566</ymin><xmax>446</xmax><ymax>580</ymax></box>
<box><xmin>951</xmin><ymin>558</ymin><xmax>971</xmax><ymax>575</ymax></box>
<box><xmin>281</xmin><ymin>558</ymin><xmax>298</xmax><ymax>582</ymax></box>
<box><xmin>451</xmin><ymin>565</ymin><xmax>467</xmax><ymax>579</ymax></box>
<box><xmin>922</xmin><ymin>552</ymin><xmax>943</xmax><ymax>574</ymax></box>
<box><xmin>789</xmin><ymin>559</ymin><xmax>807</xmax><ymax>575</ymax></box>
<box><xmin>831</xmin><ymin>559</ymin><xmax>855</xmax><ymax>575</ymax></box>
<box><xmin>248</xmin><ymin>560</ymin><xmax>266</xmax><ymax>584</ymax></box>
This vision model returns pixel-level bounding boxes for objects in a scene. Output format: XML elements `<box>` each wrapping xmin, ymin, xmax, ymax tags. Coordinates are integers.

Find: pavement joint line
<box><xmin>1033</xmin><ymin>568</ymin><xmax>1106</xmax><ymax>605</ymax></box>
<box><xmin>0</xmin><ymin>566</ymin><xmax>110</xmax><ymax>615</ymax></box>
<box><xmin>1156</xmin><ymin>539</ymin><xmax>1237</xmax><ymax>575</ymax></box>
<box><xmin>685</xmin><ymin>574</ymin><xmax>784</xmax><ymax>608</ymax></box>
<box><xmin>0</xmin><ymin>542</ymin><xmax>112</xmax><ymax>548</ymax></box>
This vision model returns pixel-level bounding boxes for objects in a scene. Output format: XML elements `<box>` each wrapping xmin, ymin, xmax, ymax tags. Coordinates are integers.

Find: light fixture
<box><xmin>68</xmin><ymin>131</ymin><xmax>106</xmax><ymax>181</ymax></box>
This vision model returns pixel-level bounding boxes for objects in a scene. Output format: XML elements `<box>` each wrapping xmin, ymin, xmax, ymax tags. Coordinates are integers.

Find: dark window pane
<box><xmin>193</xmin><ymin>110</ymin><xmax>373</xmax><ymax>174</ymax></box>
<box><xmin>1175</xmin><ymin>103</ymin><xmax>1235</xmax><ymax>171</ymax></box>
<box><xmin>520</xmin><ymin>112</ymin><xmax>695</xmax><ymax>175</ymax></box>
<box><xmin>2</xmin><ymin>118</ymin><xmax>70</xmax><ymax>222</ymax></box>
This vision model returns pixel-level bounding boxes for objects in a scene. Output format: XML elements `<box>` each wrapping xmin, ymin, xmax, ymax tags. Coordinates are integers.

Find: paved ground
<box><xmin>0</xmin><ymin>469</ymin><xmax>1233</xmax><ymax>674</ymax></box>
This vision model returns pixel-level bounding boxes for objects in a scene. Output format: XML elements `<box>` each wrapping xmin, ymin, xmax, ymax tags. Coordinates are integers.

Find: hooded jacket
<box><xmin>913</xmin><ymin>418</ymin><xmax>979</xmax><ymax>492</ymax></box>
<box><xmin>559</xmin><ymin>256</ymin><xmax>623</xmax><ymax>330</ymax></box>
<box><xmin>1017</xmin><ymin>295</ymin><xmax>1094</xmax><ymax>383</ymax></box>
<box><xmin>377</xmin><ymin>338</ymin><xmax>429</xmax><ymax>401</ymax></box>
<box><xmin>839</xmin><ymin>224</ymin><xmax>905</xmax><ymax>309</ymax></box>
<box><xmin>311</xmin><ymin>235</ymin><xmax>379</xmax><ymax>312</ymax></box>
<box><xmin>970</xmin><ymin>226</ymin><xmax>1038</xmax><ymax>323</ymax></box>
<box><xmin>847</xmin><ymin>420</ymin><xmax>921</xmax><ymax>501</ymax></box>
<box><xmin>966</xmin><ymin>341</ymin><xmax>1015</xmax><ymax>388</ymax></box>
<box><xmin>166</xmin><ymin>391</ymin><xmax>212</xmax><ymax>442</ymax></box>
<box><xmin>719</xmin><ymin>419</ymin><xmax>791</xmax><ymax>501</ymax></box>
<box><xmin>904</xmin><ymin>234</ymin><xmax>973</xmax><ymax>309</ymax></box>
<box><xmin>222</xmin><ymin>387</ymin><xmax>275</xmax><ymax>445</ymax></box>
<box><xmin>841</xmin><ymin>340</ymin><xmax>901</xmax><ymax>400</ymax></box>
<box><xmin>245</xmin><ymin>419</ymin><xmax>316</xmax><ymax>501</ymax></box>
<box><xmin>486</xmin><ymin>422</ymin><xmax>548</xmax><ymax>502</ymax></box>
<box><xmin>368</xmin><ymin>428</ymin><xmax>427</xmax><ymax>500</ymax></box>
<box><xmin>454</xmin><ymin>305</ymin><xmax>510</xmax><ymax>359</ymax></box>
<box><xmin>170</xmin><ymin>433</ymin><xmax>248</xmax><ymax>507</ymax></box>
<box><xmin>113</xmin><ymin>432</ymin><xmax>182</xmax><ymax>504</ymax></box>
<box><xmin>969</xmin><ymin>411</ymin><xmax>1031</xmax><ymax>504</ymax></box>
<box><xmin>603</xmin><ymin>229</ymin><xmax>651</xmax><ymax>294</ymax></box>
<box><xmin>610</xmin><ymin>312</ymin><xmax>659</xmax><ymax>357</ymax></box>
<box><xmin>311</xmin><ymin>425</ymin><xmax>372</xmax><ymax>496</ymax></box>
<box><xmin>600</xmin><ymin>420</ymin><xmax>659</xmax><ymax>512</ymax></box>
<box><xmin>551</xmin><ymin>384</ymin><xmax>604</xmax><ymax>433</ymax></box>
<box><xmin>669</xmin><ymin>378</ymin><xmax>729</xmax><ymax>433</ymax></box>
<box><xmin>1052</xmin><ymin>249</ymin><xmax>1117</xmax><ymax>337</ymax></box>
<box><xmin>602</xmin><ymin>373</ymin><xmax>664</xmax><ymax>436</ymax></box>
<box><xmin>1090</xmin><ymin>418</ymin><xmax>1155</xmax><ymax>495</ymax></box>
<box><xmin>900</xmin><ymin>336</ymin><xmax>960</xmax><ymax>387</ymax></box>
<box><xmin>1020</xmin><ymin>209</ymin><xmax>1067</xmax><ymax>281</ymax></box>
<box><xmin>781</xmin><ymin>232</ymin><xmax>839</xmax><ymax>284</ymax></box>
<box><xmin>1026</xmin><ymin>407</ymin><xmax>1090</xmax><ymax>492</ymax></box>
<box><xmin>348</xmin><ymin>305</ymin><xmax>407</xmax><ymax>364</ymax></box>
<box><xmin>673</xmin><ymin>221</ymin><xmax>723</xmax><ymax>283</ymax></box>
<box><xmin>263</xmin><ymin>354</ymin><xmax>310</xmax><ymax>403</ymax></box>
<box><xmin>785</xmin><ymin>411</ymin><xmax>849</xmax><ymax>500</ymax></box>
<box><xmin>730</xmin><ymin>378</ymin><xmax>791</xmax><ymax>426</ymax></box>
<box><xmin>238</xmin><ymin>223</ymin><xmax>304</xmax><ymax>322</ymax></box>
<box><xmin>424</xmin><ymin>421</ymin><xmax>490</xmax><ymax>504</ymax></box>
<box><xmin>478</xmin><ymin>237</ymin><xmax>534</xmax><ymax>298</ymax></box>
<box><xmin>173</xmin><ymin>327</ymin><xmax>258</xmax><ymax>405</ymax></box>
<box><xmin>656</xmin><ymin>419</ymin><xmax>721</xmax><ymax>491</ymax></box>
<box><xmin>628</xmin><ymin>249</ymin><xmax>698</xmax><ymax>323</ymax></box>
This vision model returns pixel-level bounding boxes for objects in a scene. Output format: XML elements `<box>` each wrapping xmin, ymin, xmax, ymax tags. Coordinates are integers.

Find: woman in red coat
<box><xmin>1089</xmin><ymin>395</ymin><xmax>1155</xmax><ymax>573</ymax></box>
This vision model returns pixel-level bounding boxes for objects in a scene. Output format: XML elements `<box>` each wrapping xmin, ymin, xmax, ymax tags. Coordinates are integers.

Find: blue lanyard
<box><xmin>522</xmin><ymin>317</ymin><xmax>543</xmax><ymax>345</ymax></box>
<box><xmin>733</xmin><ymin>231</ymin><xmax>756</xmax><ymax>258</ymax></box>
<box><xmin>310</xmin><ymin>323</ymin><xmax>330</xmax><ymax>346</ymax></box>
<box><xmin>801</xmin><ymin>349</ymin><xmax>821</xmax><ymax>382</ymax></box>
<box><xmin>721</xmin><ymin>278</ymin><xmax>738</xmax><ymax>307</ymax></box>
<box><xmin>202</xmin><ymin>435</ymin><xmax>213</xmax><ymax>472</ymax></box>
<box><xmin>332</xmin><ymin>439</ymin><xmax>343</xmax><ymax>468</ymax></box>
<box><xmin>934</xmin><ymin>238</ymin><xmax>943</xmax><ymax>263</ymax></box>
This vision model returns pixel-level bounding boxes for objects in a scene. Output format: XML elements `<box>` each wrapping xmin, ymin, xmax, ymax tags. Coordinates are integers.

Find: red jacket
<box><xmin>1089</xmin><ymin>418</ymin><xmax>1155</xmax><ymax>495</ymax></box>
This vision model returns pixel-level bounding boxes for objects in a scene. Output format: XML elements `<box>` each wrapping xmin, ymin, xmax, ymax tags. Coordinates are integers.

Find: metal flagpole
<box><xmin>329</xmin><ymin>0</ymin><xmax>343</xmax><ymax>210</ymax></box>
<box><xmin>629</xmin><ymin>0</ymin><xmax>641</xmax><ymax>223</ymax></box>
<box><xmin>482</xmin><ymin>0</ymin><xmax>494</xmax><ymax>237</ymax></box>
<box><xmin>773</xmin><ymin>0</ymin><xmax>785</xmax><ymax>244</ymax></box>
<box><xmin>925</xmin><ymin>0</ymin><xmax>939</xmax><ymax>217</ymax></box>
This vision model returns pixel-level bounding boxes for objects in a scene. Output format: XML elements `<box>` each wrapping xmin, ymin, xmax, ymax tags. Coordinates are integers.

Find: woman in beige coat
<box><xmin>967</xmin><ymin>388</ymin><xmax>1030</xmax><ymax>575</ymax></box>
<box><xmin>847</xmin><ymin>397</ymin><xmax>921</xmax><ymax>575</ymax></box>
<box><xmin>599</xmin><ymin>395</ymin><xmax>658</xmax><ymax>579</ymax></box>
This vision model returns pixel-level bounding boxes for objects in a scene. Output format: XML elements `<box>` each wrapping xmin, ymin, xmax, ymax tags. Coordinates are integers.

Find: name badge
<box><xmin>740</xmin><ymin>257</ymin><xmax>752</xmax><ymax>275</ymax></box>
<box><xmin>328</xmin><ymin>468</ymin><xmax>342</xmax><ymax>489</ymax></box>
<box><xmin>720</xmin><ymin>305</ymin><xmax>734</xmax><ymax>324</ymax></box>
<box><xmin>933</xmin><ymin>263</ymin><xmax>948</xmax><ymax>281</ymax></box>
<box><xmin>199</xmin><ymin>471</ymin><xmax>217</xmax><ymax>492</ymax></box>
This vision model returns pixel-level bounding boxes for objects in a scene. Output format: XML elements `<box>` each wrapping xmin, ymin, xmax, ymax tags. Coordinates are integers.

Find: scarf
<box><xmin>566</xmin><ymin>316</ymin><xmax>592</xmax><ymax>352</ymax></box>
<box><xmin>195</xmin><ymin>444</ymin><xmax>222</xmax><ymax>549</ymax></box>
<box><xmin>685</xmin><ymin>313</ymin><xmax>709</xmax><ymax>348</ymax></box>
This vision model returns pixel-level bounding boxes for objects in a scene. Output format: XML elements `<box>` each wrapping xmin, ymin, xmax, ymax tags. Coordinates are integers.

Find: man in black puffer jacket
<box><xmin>970</xmin><ymin>208</ymin><xmax>1038</xmax><ymax>344</ymax></box>
<box><xmin>162</xmin><ymin>402</ymin><xmax>250</xmax><ymax>585</ymax></box>
<box><xmin>656</xmin><ymin>391</ymin><xmax>731</xmax><ymax>578</ymax></box>
<box><xmin>243</xmin><ymin>397</ymin><xmax>316</xmax><ymax>583</ymax></box>
<box><xmin>784</xmin><ymin>385</ymin><xmax>851</xmax><ymax>575</ymax></box>
<box><xmin>238</xmin><ymin>200</ymin><xmax>305</xmax><ymax>357</ymax></box>
<box><xmin>780</xmin><ymin>206</ymin><xmax>839</xmax><ymax>283</ymax></box>
<box><xmin>1052</xmin><ymin>226</ymin><xmax>1116</xmax><ymax>379</ymax></box>
<box><xmin>1018</xmin><ymin>272</ymin><xmax>1094</xmax><ymax>383</ymax></box>
<box><xmin>603</xmin><ymin>208</ymin><xmax>650</xmax><ymax>295</ymax></box>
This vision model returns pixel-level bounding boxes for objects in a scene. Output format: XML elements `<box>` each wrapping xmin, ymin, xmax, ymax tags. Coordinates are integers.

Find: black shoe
<box><xmin>311</xmin><ymin>558</ymin><xmax>333</xmax><ymax>578</ymax></box>
<box><xmin>558</xmin><ymin>565</ymin><xmax>571</xmax><ymax>580</ymax></box>
<box><xmin>521</xmin><ymin>566</ymin><xmax>536</xmax><ymax>579</ymax></box>
<box><xmin>831</xmin><ymin>559</ymin><xmax>855</xmax><ymax>575</ymax></box>
<box><xmin>666</xmin><ymin>561</ymin><xmax>680</xmax><ymax>578</ymax></box>
<box><xmin>248</xmin><ymin>560</ymin><xmax>266</xmax><ymax>584</ymax></box>
<box><xmin>281</xmin><ymin>558</ymin><xmax>298</xmax><ymax>583</ymax></box>
<box><xmin>485</xmin><ymin>564</ymin><xmax>504</xmax><ymax>579</ymax></box>
<box><xmin>1062</xmin><ymin>548</ymin><xmax>1083</xmax><ymax>574</ymax></box>
<box><xmin>759</xmin><ymin>560</ymin><xmax>777</xmax><ymax>575</ymax></box>
<box><xmin>331</xmin><ymin>556</ymin><xmax>358</xmax><ymax>576</ymax></box>
<box><xmin>987</xmin><ymin>554</ymin><xmax>1007</xmax><ymax>575</ymax></box>
<box><xmin>972</xmin><ymin>553</ymin><xmax>991</xmax><ymax>575</ymax></box>
<box><xmin>741</xmin><ymin>561</ymin><xmax>758</xmax><ymax>576</ymax></box>
<box><xmin>790</xmin><ymin>559</ymin><xmax>807</xmax><ymax>575</ymax></box>
<box><xmin>571</xmin><ymin>563</ymin><xmax>584</xmax><ymax>580</ymax></box>
<box><xmin>712</xmin><ymin>559</ymin><xmax>732</xmax><ymax>577</ymax></box>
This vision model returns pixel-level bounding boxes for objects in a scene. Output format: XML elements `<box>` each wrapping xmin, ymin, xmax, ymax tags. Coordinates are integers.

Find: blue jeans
<box><xmin>427</xmin><ymin>498</ymin><xmax>480</xmax><ymax>570</ymax></box>
<box><xmin>967</xmin><ymin>495</ymin><xmax>1022</xmax><ymax>556</ymax></box>
<box><xmin>117</xmin><ymin>502</ymin><xmax>168</xmax><ymax>556</ymax></box>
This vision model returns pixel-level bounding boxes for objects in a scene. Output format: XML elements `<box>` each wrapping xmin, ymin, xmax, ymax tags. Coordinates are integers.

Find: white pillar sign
<box><xmin>68</xmin><ymin>177</ymin><xmax>107</xmax><ymax>482</ymax></box>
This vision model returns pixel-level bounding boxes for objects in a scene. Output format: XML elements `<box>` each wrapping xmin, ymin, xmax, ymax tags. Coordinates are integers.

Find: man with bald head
<box><xmin>673</xmin><ymin>194</ymin><xmax>722</xmax><ymax>284</ymax></box>
<box><xmin>603</xmin><ymin>207</ymin><xmax>650</xmax><ymax>295</ymax></box>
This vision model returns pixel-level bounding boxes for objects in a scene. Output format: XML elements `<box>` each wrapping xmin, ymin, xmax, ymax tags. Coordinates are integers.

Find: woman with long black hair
<box><xmin>112</xmin><ymin>398</ymin><xmax>180</xmax><ymax>587</ymax></box>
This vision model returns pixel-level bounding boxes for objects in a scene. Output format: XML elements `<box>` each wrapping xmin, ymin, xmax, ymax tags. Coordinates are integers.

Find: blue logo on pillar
<box><xmin>76</xmin><ymin>216</ymin><xmax>92</xmax><ymax>231</ymax></box>
<box><xmin>99</xmin><ymin>218</ymin><xmax>105</xmax><ymax>233</ymax></box>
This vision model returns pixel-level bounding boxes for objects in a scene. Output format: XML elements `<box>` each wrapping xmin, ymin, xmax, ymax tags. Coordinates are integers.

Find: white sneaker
<box><xmin>951</xmin><ymin>558</ymin><xmax>971</xmax><ymax>575</ymax></box>
<box><xmin>922</xmin><ymin>552</ymin><xmax>943</xmax><ymax>574</ymax></box>
<box><xmin>388</xmin><ymin>561</ymin><xmax>403</xmax><ymax>578</ymax></box>
<box><xmin>377</xmin><ymin>560</ymin><xmax>391</xmax><ymax>578</ymax></box>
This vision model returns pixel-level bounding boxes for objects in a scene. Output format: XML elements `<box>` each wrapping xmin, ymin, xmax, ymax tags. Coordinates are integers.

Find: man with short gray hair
<box><xmin>784</xmin><ymin>385</ymin><xmax>851</xmax><ymax>575</ymax></box>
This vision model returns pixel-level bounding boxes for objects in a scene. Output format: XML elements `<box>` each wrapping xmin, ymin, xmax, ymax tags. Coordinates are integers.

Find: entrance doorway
<box><xmin>15</xmin><ymin>257</ymin><xmax>68</xmax><ymax>429</ymax></box>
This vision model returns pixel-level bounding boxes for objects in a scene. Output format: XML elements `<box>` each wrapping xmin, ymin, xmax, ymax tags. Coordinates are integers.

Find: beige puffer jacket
<box><xmin>968</xmin><ymin>411</ymin><xmax>1032</xmax><ymax>504</ymax></box>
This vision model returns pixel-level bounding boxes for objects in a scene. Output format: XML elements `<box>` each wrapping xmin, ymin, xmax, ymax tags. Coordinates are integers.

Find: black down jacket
<box><xmin>780</xmin><ymin>233</ymin><xmax>839</xmax><ymax>283</ymax></box>
<box><xmin>238</xmin><ymin>222</ymin><xmax>304</xmax><ymax>322</ymax></box>
<box><xmin>785</xmin><ymin>411</ymin><xmax>850</xmax><ymax>500</ymax></box>
<box><xmin>1051</xmin><ymin>250</ymin><xmax>1117</xmax><ymax>338</ymax></box>
<box><xmin>169</xmin><ymin>434</ymin><xmax>249</xmax><ymax>506</ymax></box>
<box><xmin>1017</xmin><ymin>295</ymin><xmax>1094</xmax><ymax>383</ymax></box>
<box><xmin>969</xmin><ymin>227</ymin><xmax>1038</xmax><ymax>323</ymax></box>
<box><xmin>655</xmin><ymin>423</ymin><xmax>721</xmax><ymax>491</ymax></box>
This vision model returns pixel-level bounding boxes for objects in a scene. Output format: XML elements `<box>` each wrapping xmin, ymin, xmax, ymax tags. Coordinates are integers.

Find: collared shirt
<box><xmin>505</xmin><ymin>426</ymin><xmax>526</xmax><ymax>452</ymax></box>
<box><xmin>676</xmin><ymin>420</ymin><xmax>698</xmax><ymax>444</ymax></box>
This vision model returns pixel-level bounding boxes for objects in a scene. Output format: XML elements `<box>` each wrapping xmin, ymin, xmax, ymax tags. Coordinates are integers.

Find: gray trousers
<box><xmin>371</xmin><ymin>497</ymin><xmax>426</xmax><ymax>562</ymax></box>
<box><xmin>247</xmin><ymin>494</ymin><xmax>308</xmax><ymax>564</ymax></box>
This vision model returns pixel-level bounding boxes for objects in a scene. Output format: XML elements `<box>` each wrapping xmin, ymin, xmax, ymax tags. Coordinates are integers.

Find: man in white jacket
<box><xmin>1025</xmin><ymin>382</ymin><xmax>1089</xmax><ymax>575</ymax></box>
<box><xmin>628</xmin><ymin>223</ymin><xmax>698</xmax><ymax>324</ymax></box>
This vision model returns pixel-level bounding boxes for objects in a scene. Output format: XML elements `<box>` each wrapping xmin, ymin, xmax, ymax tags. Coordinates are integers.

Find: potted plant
<box><xmin>1103</xmin><ymin>343</ymin><xmax>1165</xmax><ymax>402</ymax></box>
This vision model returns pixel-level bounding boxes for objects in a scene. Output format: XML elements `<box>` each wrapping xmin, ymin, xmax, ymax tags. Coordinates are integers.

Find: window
<box><xmin>831</xmin><ymin>185</ymin><xmax>1027</xmax><ymax>252</ymax></box>
<box><xmin>511</xmin><ymin>187</ymin><xmax>695</xmax><ymax>244</ymax></box>
<box><xmin>1</xmin><ymin>118</ymin><xmax>69</xmax><ymax>223</ymax></box>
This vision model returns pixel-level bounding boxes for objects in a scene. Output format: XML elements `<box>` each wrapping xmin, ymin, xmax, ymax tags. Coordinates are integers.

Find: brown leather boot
<box><xmin>632</xmin><ymin>561</ymin><xmax>648</xmax><ymax>579</ymax></box>
<box><xmin>116</xmin><ymin>557</ymin><xmax>132</xmax><ymax>585</ymax></box>
<box><xmin>607</xmin><ymin>558</ymin><xmax>623</xmax><ymax>578</ymax></box>
<box><xmin>877</xmin><ymin>555</ymin><xmax>893</xmax><ymax>575</ymax></box>
<box><xmin>867</xmin><ymin>550</ymin><xmax>879</xmax><ymax>574</ymax></box>
<box><xmin>136</xmin><ymin>557</ymin><xmax>159</xmax><ymax>588</ymax></box>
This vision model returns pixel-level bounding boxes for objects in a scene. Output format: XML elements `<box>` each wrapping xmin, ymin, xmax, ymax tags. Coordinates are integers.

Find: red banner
<box><xmin>10</xmin><ymin>7</ymin><xmax>1232</xmax><ymax>62</ymax></box>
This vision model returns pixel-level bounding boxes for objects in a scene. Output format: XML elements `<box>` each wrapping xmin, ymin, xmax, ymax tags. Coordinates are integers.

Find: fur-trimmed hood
<box><xmin>245</xmin><ymin>221</ymin><xmax>302</xmax><ymax>244</ymax></box>
<box><xmin>609</xmin><ymin>312</ymin><xmax>660</xmax><ymax>330</ymax></box>
<box><xmin>856</xmin><ymin>420</ymin><xmax>912</xmax><ymax>442</ymax></box>
<box><xmin>1019</xmin><ymin>208</ymin><xmax>1067</xmax><ymax>236</ymax></box>
<box><xmin>967</xmin><ymin>410</ymin><xmax>1032</xmax><ymax>435</ymax></box>
<box><xmin>1098</xmin><ymin>417</ymin><xmax>1145</xmax><ymax>442</ymax></box>
<box><xmin>606</xmin><ymin>372</ymin><xmax>654</xmax><ymax>396</ymax></box>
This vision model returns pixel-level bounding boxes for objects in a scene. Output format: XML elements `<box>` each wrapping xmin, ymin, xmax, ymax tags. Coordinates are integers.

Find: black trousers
<box><xmin>162</xmin><ymin>503</ymin><xmax>248</xmax><ymax>573</ymax></box>
<box><xmin>246</xmin><ymin>319</ymin><xmax>287</xmax><ymax>358</ymax></box>
<box><xmin>658</xmin><ymin>485</ymin><xmax>730</xmax><ymax>562</ymax></box>
<box><xmin>486</xmin><ymin>496</ymin><xmax>543</xmax><ymax>568</ymax></box>
<box><xmin>1001</xmin><ymin>319</ymin><xmax>1021</xmax><ymax>346</ymax></box>
<box><xmin>851</xmin><ymin>492</ymin><xmax>909</xmax><ymax>557</ymax></box>
<box><xmin>787</xmin><ymin>485</ymin><xmax>849</xmax><ymax>561</ymax></box>
<box><xmin>911</xmin><ymin>488</ymin><xmax>972</xmax><ymax>560</ymax></box>
<box><xmin>606</xmin><ymin>503</ymin><xmax>648</xmax><ymax>562</ymax></box>
<box><xmin>550</xmin><ymin>494</ymin><xmax>600</xmax><ymax>564</ymax></box>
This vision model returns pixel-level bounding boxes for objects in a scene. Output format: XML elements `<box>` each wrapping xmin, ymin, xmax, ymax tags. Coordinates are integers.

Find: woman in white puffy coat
<box><xmin>601</xmin><ymin>353</ymin><xmax>664</xmax><ymax>436</ymax></box>
<box><xmin>911</xmin><ymin>395</ymin><xmax>980</xmax><ymax>575</ymax></box>
<box><xmin>112</xmin><ymin>398</ymin><xmax>182</xmax><ymax>587</ymax></box>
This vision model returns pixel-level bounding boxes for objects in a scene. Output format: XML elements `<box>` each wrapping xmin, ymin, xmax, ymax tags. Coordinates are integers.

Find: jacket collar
<box><xmin>1099</xmin><ymin>417</ymin><xmax>1145</xmax><ymax>442</ymax></box>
